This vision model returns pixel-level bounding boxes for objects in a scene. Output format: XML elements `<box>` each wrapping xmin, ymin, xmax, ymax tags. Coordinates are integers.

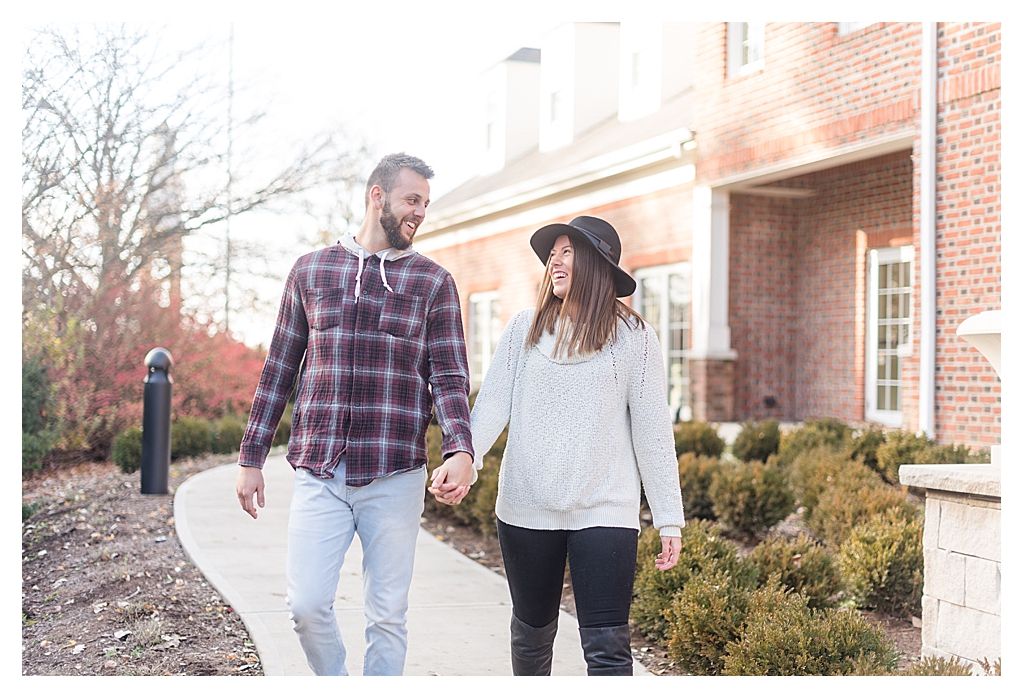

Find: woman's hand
<box><xmin>655</xmin><ymin>535</ymin><xmax>681</xmax><ymax>571</ymax></box>
<box><xmin>427</xmin><ymin>451</ymin><xmax>474</xmax><ymax>506</ymax></box>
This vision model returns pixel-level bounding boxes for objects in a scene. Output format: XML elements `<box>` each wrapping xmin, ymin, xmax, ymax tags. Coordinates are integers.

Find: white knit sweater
<box><xmin>470</xmin><ymin>308</ymin><xmax>685</xmax><ymax>537</ymax></box>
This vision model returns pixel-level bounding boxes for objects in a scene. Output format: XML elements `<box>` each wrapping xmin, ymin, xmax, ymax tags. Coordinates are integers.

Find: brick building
<box><xmin>417</xmin><ymin>22</ymin><xmax>1001</xmax><ymax>449</ymax></box>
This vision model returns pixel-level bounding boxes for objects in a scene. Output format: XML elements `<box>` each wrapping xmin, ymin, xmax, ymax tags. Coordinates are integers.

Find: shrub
<box><xmin>731</xmin><ymin>419</ymin><xmax>781</xmax><ymax>463</ymax></box>
<box><xmin>897</xmin><ymin>655</ymin><xmax>975</xmax><ymax>676</ymax></box>
<box><xmin>112</xmin><ymin>427</ymin><xmax>144</xmax><ymax>474</ymax></box>
<box><xmin>674</xmin><ymin>421</ymin><xmax>725</xmax><ymax>458</ymax></box>
<box><xmin>788</xmin><ymin>446</ymin><xmax>871</xmax><ymax>518</ymax></box>
<box><xmin>631</xmin><ymin>520</ymin><xmax>754</xmax><ymax>642</ymax></box>
<box><xmin>807</xmin><ymin>481</ymin><xmax>920</xmax><ymax>547</ymax></box>
<box><xmin>663</xmin><ymin>572</ymin><xmax>740</xmax><ymax>673</ymax></box>
<box><xmin>709</xmin><ymin>459</ymin><xmax>794</xmax><ymax>537</ymax></box>
<box><xmin>839</xmin><ymin>508</ymin><xmax>924</xmax><ymax>615</ymax></box>
<box><xmin>677</xmin><ymin>453</ymin><xmax>722</xmax><ymax>521</ymax></box>
<box><xmin>747</xmin><ymin>533</ymin><xmax>843</xmax><ymax>609</ymax></box>
<box><xmin>775</xmin><ymin>418</ymin><xmax>852</xmax><ymax>470</ymax></box>
<box><xmin>171</xmin><ymin>416</ymin><xmax>213</xmax><ymax>460</ymax></box>
<box><xmin>23</xmin><ymin>501</ymin><xmax>39</xmax><ymax>523</ymax></box>
<box><xmin>874</xmin><ymin>430</ymin><xmax>985</xmax><ymax>485</ymax></box>
<box><xmin>211</xmin><ymin>415</ymin><xmax>246</xmax><ymax>454</ymax></box>
<box><xmin>722</xmin><ymin>591</ymin><xmax>899</xmax><ymax>676</ymax></box>
<box><xmin>22</xmin><ymin>430</ymin><xmax>56</xmax><ymax>474</ymax></box>
<box><xmin>665</xmin><ymin>567</ymin><xmax>760</xmax><ymax>674</ymax></box>
<box><xmin>850</xmin><ymin>427</ymin><xmax>887</xmax><ymax>472</ymax></box>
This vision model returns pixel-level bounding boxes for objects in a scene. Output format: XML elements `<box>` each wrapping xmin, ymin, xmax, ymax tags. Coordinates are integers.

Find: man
<box><xmin>236</xmin><ymin>153</ymin><xmax>476</xmax><ymax>676</ymax></box>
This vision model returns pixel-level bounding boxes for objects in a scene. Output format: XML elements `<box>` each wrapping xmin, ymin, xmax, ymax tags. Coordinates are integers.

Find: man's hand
<box><xmin>236</xmin><ymin>466</ymin><xmax>265</xmax><ymax>519</ymax></box>
<box><xmin>427</xmin><ymin>451</ymin><xmax>474</xmax><ymax>506</ymax></box>
<box><xmin>655</xmin><ymin>535</ymin><xmax>681</xmax><ymax>571</ymax></box>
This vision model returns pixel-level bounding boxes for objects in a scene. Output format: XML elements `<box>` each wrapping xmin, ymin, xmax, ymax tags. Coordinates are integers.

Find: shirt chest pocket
<box><xmin>378</xmin><ymin>293</ymin><xmax>425</xmax><ymax>338</ymax></box>
<box><xmin>304</xmin><ymin>287</ymin><xmax>345</xmax><ymax>330</ymax></box>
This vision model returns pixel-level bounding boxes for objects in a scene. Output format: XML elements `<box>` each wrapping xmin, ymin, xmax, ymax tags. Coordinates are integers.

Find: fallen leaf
<box><xmin>93</xmin><ymin>602</ymin><xmax>108</xmax><ymax>613</ymax></box>
<box><xmin>51</xmin><ymin>578</ymin><xmax>67</xmax><ymax>589</ymax></box>
<box><xmin>113</xmin><ymin>629</ymin><xmax>132</xmax><ymax>641</ymax></box>
<box><xmin>71</xmin><ymin>644</ymin><xmax>85</xmax><ymax>655</ymax></box>
<box><xmin>104</xmin><ymin>660</ymin><xmax>117</xmax><ymax>669</ymax></box>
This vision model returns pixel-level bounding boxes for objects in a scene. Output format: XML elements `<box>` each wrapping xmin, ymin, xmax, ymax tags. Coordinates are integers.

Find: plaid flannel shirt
<box><xmin>238</xmin><ymin>240</ymin><xmax>474</xmax><ymax>486</ymax></box>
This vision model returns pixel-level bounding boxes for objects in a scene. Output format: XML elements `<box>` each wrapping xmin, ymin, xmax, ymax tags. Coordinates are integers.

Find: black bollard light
<box><xmin>141</xmin><ymin>347</ymin><xmax>174</xmax><ymax>495</ymax></box>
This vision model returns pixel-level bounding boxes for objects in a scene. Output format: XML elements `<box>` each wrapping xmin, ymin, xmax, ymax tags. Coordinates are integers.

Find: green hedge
<box><xmin>731</xmin><ymin>419</ymin><xmax>781</xmax><ymax>463</ymax></box>
<box><xmin>677</xmin><ymin>453</ymin><xmax>722</xmax><ymax>521</ymax></box>
<box><xmin>709</xmin><ymin>458</ymin><xmax>794</xmax><ymax>537</ymax></box>
<box><xmin>839</xmin><ymin>508</ymin><xmax>924</xmax><ymax>615</ymax></box>
<box><xmin>674</xmin><ymin>421</ymin><xmax>725</xmax><ymax>458</ymax></box>
<box><xmin>112</xmin><ymin>426</ymin><xmax>144</xmax><ymax>474</ymax></box>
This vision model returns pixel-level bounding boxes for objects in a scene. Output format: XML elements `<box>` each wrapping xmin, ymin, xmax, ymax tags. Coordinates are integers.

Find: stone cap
<box><xmin>899</xmin><ymin>464</ymin><xmax>1001</xmax><ymax>499</ymax></box>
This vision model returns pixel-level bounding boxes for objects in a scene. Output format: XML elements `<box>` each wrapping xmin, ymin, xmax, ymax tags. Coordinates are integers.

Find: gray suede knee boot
<box><xmin>578</xmin><ymin>624</ymin><xmax>633</xmax><ymax>676</ymax></box>
<box><xmin>509</xmin><ymin>615</ymin><xmax>559</xmax><ymax>676</ymax></box>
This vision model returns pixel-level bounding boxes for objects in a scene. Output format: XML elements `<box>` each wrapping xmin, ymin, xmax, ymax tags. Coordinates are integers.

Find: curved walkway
<box><xmin>174</xmin><ymin>454</ymin><xmax>649</xmax><ymax>676</ymax></box>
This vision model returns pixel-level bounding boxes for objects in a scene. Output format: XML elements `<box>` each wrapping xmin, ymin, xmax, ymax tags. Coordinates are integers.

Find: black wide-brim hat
<box><xmin>529</xmin><ymin>215</ymin><xmax>637</xmax><ymax>297</ymax></box>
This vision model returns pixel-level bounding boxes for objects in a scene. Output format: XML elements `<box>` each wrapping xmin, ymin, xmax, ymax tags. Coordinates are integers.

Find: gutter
<box><xmin>919</xmin><ymin>22</ymin><xmax>937</xmax><ymax>438</ymax></box>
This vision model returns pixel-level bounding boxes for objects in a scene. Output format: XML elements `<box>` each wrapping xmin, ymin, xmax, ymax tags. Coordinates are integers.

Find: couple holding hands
<box><xmin>236</xmin><ymin>153</ymin><xmax>684</xmax><ymax>676</ymax></box>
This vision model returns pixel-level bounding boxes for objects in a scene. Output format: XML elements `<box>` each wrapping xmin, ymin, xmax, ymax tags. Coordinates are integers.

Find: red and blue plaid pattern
<box><xmin>238</xmin><ymin>244</ymin><xmax>474</xmax><ymax>486</ymax></box>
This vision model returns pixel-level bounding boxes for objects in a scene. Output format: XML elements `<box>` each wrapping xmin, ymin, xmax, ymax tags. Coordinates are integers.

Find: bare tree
<box><xmin>22</xmin><ymin>23</ymin><xmax>370</xmax><ymax>332</ymax></box>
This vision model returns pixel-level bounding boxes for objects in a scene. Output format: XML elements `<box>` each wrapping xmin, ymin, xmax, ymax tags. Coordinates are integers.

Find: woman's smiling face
<box><xmin>549</xmin><ymin>234</ymin><xmax>573</xmax><ymax>299</ymax></box>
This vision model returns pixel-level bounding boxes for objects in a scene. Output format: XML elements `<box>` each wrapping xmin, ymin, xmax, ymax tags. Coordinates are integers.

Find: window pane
<box><xmin>891</xmin><ymin>355</ymin><xmax>899</xmax><ymax>381</ymax></box>
<box><xmin>877</xmin><ymin>385</ymin><xmax>886</xmax><ymax>411</ymax></box>
<box><xmin>878</xmin><ymin>355</ymin><xmax>886</xmax><ymax>379</ymax></box>
<box><xmin>902</xmin><ymin>291</ymin><xmax>911</xmax><ymax>318</ymax></box>
<box><xmin>879</xmin><ymin>264</ymin><xmax>888</xmax><ymax>289</ymax></box>
<box><xmin>878</xmin><ymin>294</ymin><xmax>887</xmax><ymax>319</ymax></box>
<box><xmin>902</xmin><ymin>262</ymin><xmax>911</xmax><ymax>287</ymax></box>
<box><xmin>891</xmin><ymin>294</ymin><xmax>900</xmax><ymax>319</ymax></box>
<box><xmin>890</xmin><ymin>385</ymin><xmax>900</xmax><ymax>412</ymax></box>
<box><xmin>891</xmin><ymin>262</ymin><xmax>900</xmax><ymax>287</ymax></box>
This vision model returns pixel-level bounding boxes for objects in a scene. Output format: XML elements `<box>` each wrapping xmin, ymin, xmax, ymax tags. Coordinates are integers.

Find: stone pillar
<box><xmin>899</xmin><ymin>464</ymin><xmax>1001</xmax><ymax>674</ymax></box>
<box><xmin>687</xmin><ymin>186</ymin><xmax>736</xmax><ymax>421</ymax></box>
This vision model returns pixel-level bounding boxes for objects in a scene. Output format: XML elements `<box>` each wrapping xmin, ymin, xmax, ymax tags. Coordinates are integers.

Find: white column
<box><xmin>919</xmin><ymin>22</ymin><xmax>937</xmax><ymax>438</ymax></box>
<box><xmin>689</xmin><ymin>186</ymin><xmax>737</xmax><ymax>360</ymax></box>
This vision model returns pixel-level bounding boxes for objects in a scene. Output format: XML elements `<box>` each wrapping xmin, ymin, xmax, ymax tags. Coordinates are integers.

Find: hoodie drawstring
<box><xmin>353</xmin><ymin>247</ymin><xmax>366</xmax><ymax>300</ymax></box>
<box><xmin>379</xmin><ymin>249</ymin><xmax>394</xmax><ymax>293</ymax></box>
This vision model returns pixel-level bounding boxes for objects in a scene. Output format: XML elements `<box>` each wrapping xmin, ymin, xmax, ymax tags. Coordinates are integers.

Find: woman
<box><xmin>432</xmin><ymin>215</ymin><xmax>685</xmax><ymax>676</ymax></box>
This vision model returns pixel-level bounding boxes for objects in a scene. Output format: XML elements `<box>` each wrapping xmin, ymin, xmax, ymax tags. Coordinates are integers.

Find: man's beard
<box><xmin>380</xmin><ymin>198</ymin><xmax>413</xmax><ymax>250</ymax></box>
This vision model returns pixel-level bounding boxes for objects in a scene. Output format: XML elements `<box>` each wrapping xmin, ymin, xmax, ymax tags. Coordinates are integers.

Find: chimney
<box><xmin>539</xmin><ymin>23</ymin><xmax>621</xmax><ymax>152</ymax></box>
<box><xmin>618</xmin><ymin>22</ymin><xmax>697</xmax><ymax>122</ymax></box>
<box><xmin>479</xmin><ymin>47</ymin><xmax>541</xmax><ymax>175</ymax></box>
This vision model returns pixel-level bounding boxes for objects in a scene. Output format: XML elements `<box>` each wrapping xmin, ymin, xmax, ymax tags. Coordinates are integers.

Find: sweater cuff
<box><xmin>658</xmin><ymin>526</ymin><xmax>683</xmax><ymax>538</ymax></box>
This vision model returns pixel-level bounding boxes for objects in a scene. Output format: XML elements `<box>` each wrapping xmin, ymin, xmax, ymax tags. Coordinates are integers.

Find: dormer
<box><xmin>618</xmin><ymin>22</ymin><xmax>697</xmax><ymax>122</ymax></box>
<box><xmin>538</xmin><ymin>22</ymin><xmax>621</xmax><ymax>153</ymax></box>
<box><xmin>479</xmin><ymin>47</ymin><xmax>541</xmax><ymax>175</ymax></box>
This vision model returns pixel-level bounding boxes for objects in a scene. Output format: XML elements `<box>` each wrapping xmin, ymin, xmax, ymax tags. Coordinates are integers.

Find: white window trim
<box><xmin>838</xmin><ymin>22</ymin><xmax>876</xmax><ymax>36</ymax></box>
<box><xmin>634</xmin><ymin>262</ymin><xmax>692</xmax><ymax>421</ymax></box>
<box><xmin>468</xmin><ymin>291</ymin><xmax>501</xmax><ymax>391</ymax></box>
<box><xmin>727</xmin><ymin>22</ymin><xmax>765</xmax><ymax>78</ymax></box>
<box><xmin>865</xmin><ymin>246</ymin><xmax>914</xmax><ymax>427</ymax></box>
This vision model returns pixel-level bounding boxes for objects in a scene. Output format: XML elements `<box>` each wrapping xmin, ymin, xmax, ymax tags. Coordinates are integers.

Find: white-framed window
<box><xmin>837</xmin><ymin>22</ymin><xmax>876</xmax><ymax>35</ymax></box>
<box><xmin>634</xmin><ymin>263</ymin><xmax>691</xmax><ymax>421</ymax></box>
<box><xmin>468</xmin><ymin>291</ymin><xmax>502</xmax><ymax>391</ymax></box>
<box><xmin>727</xmin><ymin>22</ymin><xmax>765</xmax><ymax>77</ymax></box>
<box><xmin>866</xmin><ymin>247</ymin><xmax>914</xmax><ymax>427</ymax></box>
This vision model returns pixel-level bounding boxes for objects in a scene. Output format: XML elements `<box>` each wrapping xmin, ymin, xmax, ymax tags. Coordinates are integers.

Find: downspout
<box><xmin>919</xmin><ymin>22</ymin><xmax>937</xmax><ymax>438</ymax></box>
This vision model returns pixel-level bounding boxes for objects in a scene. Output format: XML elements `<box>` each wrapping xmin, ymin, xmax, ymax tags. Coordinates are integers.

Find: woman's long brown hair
<box><xmin>526</xmin><ymin>233</ymin><xmax>644</xmax><ymax>357</ymax></box>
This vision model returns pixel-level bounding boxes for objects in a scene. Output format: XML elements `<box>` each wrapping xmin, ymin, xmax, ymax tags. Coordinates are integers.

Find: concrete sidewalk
<box><xmin>173</xmin><ymin>454</ymin><xmax>649</xmax><ymax>676</ymax></box>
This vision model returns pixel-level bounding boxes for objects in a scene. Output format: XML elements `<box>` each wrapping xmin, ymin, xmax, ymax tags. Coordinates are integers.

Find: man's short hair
<box><xmin>364</xmin><ymin>153</ymin><xmax>434</xmax><ymax>207</ymax></box>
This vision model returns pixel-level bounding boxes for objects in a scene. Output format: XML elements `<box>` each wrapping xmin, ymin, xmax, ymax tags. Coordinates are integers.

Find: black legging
<box><xmin>497</xmin><ymin>520</ymin><xmax>638</xmax><ymax>629</ymax></box>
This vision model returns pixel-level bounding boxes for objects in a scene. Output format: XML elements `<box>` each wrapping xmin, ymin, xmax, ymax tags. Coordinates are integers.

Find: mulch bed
<box><xmin>21</xmin><ymin>456</ymin><xmax>261</xmax><ymax>676</ymax></box>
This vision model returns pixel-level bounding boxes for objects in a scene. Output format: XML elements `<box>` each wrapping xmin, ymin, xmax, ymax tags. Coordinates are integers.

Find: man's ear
<box><xmin>369</xmin><ymin>184</ymin><xmax>384</xmax><ymax>210</ymax></box>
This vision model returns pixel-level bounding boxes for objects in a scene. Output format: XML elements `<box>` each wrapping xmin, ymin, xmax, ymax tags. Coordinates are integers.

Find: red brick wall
<box><xmin>729</xmin><ymin>151</ymin><xmax>915</xmax><ymax>423</ymax></box>
<box><xmin>932</xmin><ymin>22</ymin><xmax>1001</xmax><ymax>446</ymax></box>
<box><xmin>693</xmin><ymin>23</ymin><xmax>921</xmax><ymax>184</ymax></box>
<box><xmin>728</xmin><ymin>194</ymin><xmax>799</xmax><ymax>420</ymax></box>
<box><xmin>423</xmin><ymin>182</ymin><xmax>695</xmax><ymax>332</ymax></box>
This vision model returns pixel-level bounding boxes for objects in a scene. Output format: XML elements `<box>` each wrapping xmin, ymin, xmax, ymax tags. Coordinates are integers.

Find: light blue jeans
<box><xmin>285</xmin><ymin>461</ymin><xmax>426</xmax><ymax>676</ymax></box>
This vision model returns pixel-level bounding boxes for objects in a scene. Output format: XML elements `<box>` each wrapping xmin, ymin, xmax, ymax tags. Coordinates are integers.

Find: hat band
<box><xmin>577</xmin><ymin>228</ymin><xmax>617</xmax><ymax>265</ymax></box>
